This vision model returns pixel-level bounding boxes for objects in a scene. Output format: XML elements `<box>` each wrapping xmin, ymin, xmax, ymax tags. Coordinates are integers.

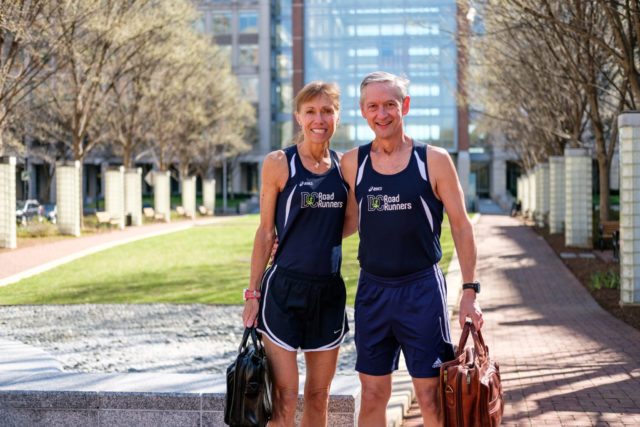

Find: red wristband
<box><xmin>243</xmin><ymin>289</ymin><xmax>261</xmax><ymax>301</ymax></box>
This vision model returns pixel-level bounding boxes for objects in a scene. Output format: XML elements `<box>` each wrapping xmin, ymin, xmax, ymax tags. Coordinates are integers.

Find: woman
<box><xmin>242</xmin><ymin>81</ymin><xmax>352</xmax><ymax>427</ymax></box>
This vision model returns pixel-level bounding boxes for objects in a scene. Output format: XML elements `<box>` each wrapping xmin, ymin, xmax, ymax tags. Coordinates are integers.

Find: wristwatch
<box><xmin>462</xmin><ymin>281</ymin><xmax>480</xmax><ymax>294</ymax></box>
<box><xmin>243</xmin><ymin>289</ymin><xmax>261</xmax><ymax>301</ymax></box>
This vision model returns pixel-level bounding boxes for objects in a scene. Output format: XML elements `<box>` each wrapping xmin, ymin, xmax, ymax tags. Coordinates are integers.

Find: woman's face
<box><xmin>295</xmin><ymin>94</ymin><xmax>339</xmax><ymax>146</ymax></box>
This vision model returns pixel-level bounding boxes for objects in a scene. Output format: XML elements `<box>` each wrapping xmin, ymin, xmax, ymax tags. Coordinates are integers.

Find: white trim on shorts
<box><xmin>256</xmin><ymin>263</ymin><xmax>349</xmax><ymax>353</ymax></box>
<box><xmin>256</xmin><ymin>265</ymin><xmax>297</xmax><ymax>352</ymax></box>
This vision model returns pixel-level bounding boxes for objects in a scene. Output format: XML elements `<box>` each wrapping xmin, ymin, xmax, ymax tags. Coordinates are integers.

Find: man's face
<box><xmin>360</xmin><ymin>82</ymin><xmax>410</xmax><ymax>140</ymax></box>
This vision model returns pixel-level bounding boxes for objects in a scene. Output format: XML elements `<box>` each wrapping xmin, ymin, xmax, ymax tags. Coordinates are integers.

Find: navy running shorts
<box><xmin>354</xmin><ymin>265</ymin><xmax>455</xmax><ymax>378</ymax></box>
<box><xmin>257</xmin><ymin>265</ymin><xmax>349</xmax><ymax>352</ymax></box>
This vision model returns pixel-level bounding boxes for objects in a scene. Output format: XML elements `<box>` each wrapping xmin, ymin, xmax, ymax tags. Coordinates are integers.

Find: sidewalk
<box><xmin>403</xmin><ymin>214</ymin><xmax>640</xmax><ymax>426</ymax></box>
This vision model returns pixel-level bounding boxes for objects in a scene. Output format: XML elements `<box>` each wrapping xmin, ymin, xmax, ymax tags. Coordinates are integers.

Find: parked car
<box><xmin>16</xmin><ymin>199</ymin><xmax>43</xmax><ymax>226</ymax></box>
<box><xmin>43</xmin><ymin>204</ymin><xmax>57</xmax><ymax>224</ymax></box>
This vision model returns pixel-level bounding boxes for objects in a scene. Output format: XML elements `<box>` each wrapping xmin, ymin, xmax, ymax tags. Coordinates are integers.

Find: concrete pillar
<box><xmin>457</xmin><ymin>151</ymin><xmax>472</xmax><ymax>208</ymax></box>
<box><xmin>105</xmin><ymin>166</ymin><xmax>125</xmax><ymax>230</ymax></box>
<box><xmin>490</xmin><ymin>150</ymin><xmax>508</xmax><ymax>209</ymax></box>
<box><xmin>154</xmin><ymin>171</ymin><xmax>171</xmax><ymax>222</ymax></box>
<box><xmin>549</xmin><ymin>156</ymin><xmax>565</xmax><ymax>234</ymax></box>
<box><xmin>618</xmin><ymin>112</ymin><xmax>640</xmax><ymax>304</ymax></box>
<box><xmin>521</xmin><ymin>174</ymin><xmax>529</xmax><ymax>214</ymax></box>
<box><xmin>231</xmin><ymin>162</ymin><xmax>242</xmax><ymax>194</ymax></box>
<box><xmin>203</xmin><ymin>178</ymin><xmax>216</xmax><ymax>215</ymax></box>
<box><xmin>527</xmin><ymin>171</ymin><xmax>537</xmax><ymax>219</ymax></box>
<box><xmin>181</xmin><ymin>176</ymin><xmax>196</xmax><ymax>219</ymax></box>
<box><xmin>125</xmin><ymin>168</ymin><xmax>142</xmax><ymax>227</ymax></box>
<box><xmin>516</xmin><ymin>176</ymin><xmax>523</xmax><ymax>208</ymax></box>
<box><xmin>0</xmin><ymin>157</ymin><xmax>17</xmax><ymax>249</ymax></box>
<box><xmin>535</xmin><ymin>163</ymin><xmax>550</xmax><ymax>227</ymax></box>
<box><xmin>564</xmin><ymin>148</ymin><xmax>592</xmax><ymax>248</ymax></box>
<box><xmin>56</xmin><ymin>161</ymin><xmax>81</xmax><ymax>237</ymax></box>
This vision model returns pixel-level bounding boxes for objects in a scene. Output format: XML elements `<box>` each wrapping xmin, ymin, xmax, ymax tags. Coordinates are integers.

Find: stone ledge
<box><xmin>0</xmin><ymin>372</ymin><xmax>360</xmax><ymax>427</ymax></box>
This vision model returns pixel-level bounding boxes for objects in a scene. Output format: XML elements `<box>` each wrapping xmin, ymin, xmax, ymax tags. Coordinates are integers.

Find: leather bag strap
<box><xmin>456</xmin><ymin>321</ymin><xmax>489</xmax><ymax>360</ymax></box>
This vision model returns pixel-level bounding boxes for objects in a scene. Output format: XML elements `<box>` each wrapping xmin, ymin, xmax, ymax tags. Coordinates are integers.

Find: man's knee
<box><xmin>361</xmin><ymin>382</ymin><xmax>392</xmax><ymax>407</ymax></box>
<box><xmin>415</xmin><ymin>382</ymin><xmax>440</xmax><ymax>414</ymax></box>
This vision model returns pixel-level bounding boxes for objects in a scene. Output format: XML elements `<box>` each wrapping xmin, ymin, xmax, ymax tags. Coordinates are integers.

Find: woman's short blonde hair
<box><xmin>294</xmin><ymin>81</ymin><xmax>341</xmax><ymax>113</ymax></box>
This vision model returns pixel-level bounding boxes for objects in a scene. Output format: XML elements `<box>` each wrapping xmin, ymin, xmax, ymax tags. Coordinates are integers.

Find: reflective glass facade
<box><xmin>304</xmin><ymin>0</ymin><xmax>458</xmax><ymax>151</ymax></box>
<box><xmin>272</xmin><ymin>0</ymin><xmax>294</xmax><ymax>149</ymax></box>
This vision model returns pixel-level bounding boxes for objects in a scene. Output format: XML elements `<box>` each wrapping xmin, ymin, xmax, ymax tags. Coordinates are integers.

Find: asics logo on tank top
<box><xmin>301</xmin><ymin>192</ymin><xmax>344</xmax><ymax>209</ymax></box>
<box><xmin>366</xmin><ymin>194</ymin><xmax>412</xmax><ymax>212</ymax></box>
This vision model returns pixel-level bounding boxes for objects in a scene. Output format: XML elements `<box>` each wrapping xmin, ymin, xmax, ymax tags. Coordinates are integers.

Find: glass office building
<box><xmin>303</xmin><ymin>1</ymin><xmax>458</xmax><ymax>152</ymax></box>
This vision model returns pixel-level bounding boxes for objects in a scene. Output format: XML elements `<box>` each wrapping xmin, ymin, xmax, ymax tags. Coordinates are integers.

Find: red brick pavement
<box><xmin>402</xmin><ymin>215</ymin><xmax>640</xmax><ymax>426</ymax></box>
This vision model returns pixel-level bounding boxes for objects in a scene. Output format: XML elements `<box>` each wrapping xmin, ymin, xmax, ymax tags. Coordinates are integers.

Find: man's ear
<box><xmin>402</xmin><ymin>96</ymin><xmax>411</xmax><ymax>116</ymax></box>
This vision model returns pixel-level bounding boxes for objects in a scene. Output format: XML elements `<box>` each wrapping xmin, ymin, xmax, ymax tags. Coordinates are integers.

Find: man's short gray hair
<box><xmin>359</xmin><ymin>71</ymin><xmax>410</xmax><ymax>105</ymax></box>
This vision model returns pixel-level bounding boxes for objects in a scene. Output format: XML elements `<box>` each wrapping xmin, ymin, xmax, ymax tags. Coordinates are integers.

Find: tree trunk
<box><xmin>597</xmin><ymin>153</ymin><xmax>611</xmax><ymax>222</ymax></box>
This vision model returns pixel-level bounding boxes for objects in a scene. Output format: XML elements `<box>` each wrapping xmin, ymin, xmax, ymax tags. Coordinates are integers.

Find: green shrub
<box><xmin>589</xmin><ymin>268</ymin><xmax>620</xmax><ymax>291</ymax></box>
<box><xmin>17</xmin><ymin>222</ymin><xmax>58</xmax><ymax>238</ymax></box>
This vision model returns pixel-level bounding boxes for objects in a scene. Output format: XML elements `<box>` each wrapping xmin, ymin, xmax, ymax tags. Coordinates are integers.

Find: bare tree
<box><xmin>471</xmin><ymin>0</ymin><xmax>634</xmax><ymax>218</ymax></box>
<box><xmin>0</xmin><ymin>0</ymin><xmax>65</xmax><ymax>156</ymax></box>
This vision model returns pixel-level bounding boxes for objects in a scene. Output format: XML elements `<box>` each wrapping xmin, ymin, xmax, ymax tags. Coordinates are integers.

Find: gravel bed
<box><xmin>0</xmin><ymin>304</ymin><xmax>356</xmax><ymax>375</ymax></box>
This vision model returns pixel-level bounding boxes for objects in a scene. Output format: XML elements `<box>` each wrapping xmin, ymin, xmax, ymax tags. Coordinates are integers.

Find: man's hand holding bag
<box><xmin>440</xmin><ymin>321</ymin><xmax>504</xmax><ymax>426</ymax></box>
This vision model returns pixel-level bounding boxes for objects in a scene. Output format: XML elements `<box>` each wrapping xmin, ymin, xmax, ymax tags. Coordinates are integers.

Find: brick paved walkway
<box><xmin>402</xmin><ymin>214</ymin><xmax>640</xmax><ymax>426</ymax></box>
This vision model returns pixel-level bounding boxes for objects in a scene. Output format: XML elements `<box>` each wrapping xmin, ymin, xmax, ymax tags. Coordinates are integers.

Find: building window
<box><xmin>193</xmin><ymin>14</ymin><xmax>206</xmax><ymax>34</ymax></box>
<box><xmin>239</xmin><ymin>13</ymin><xmax>258</xmax><ymax>34</ymax></box>
<box><xmin>238</xmin><ymin>76</ymin><xmax>259</xmax><ymax>103</ymax></box>
<box><xmin>239</xmin><ymin>44</ymin><xmax>259</xmax><ymax>67</ymax></box>
<box><xmin>212</xmin><ymin>13</ymin><xmax>231</xmax><ymax>35</ymax></box>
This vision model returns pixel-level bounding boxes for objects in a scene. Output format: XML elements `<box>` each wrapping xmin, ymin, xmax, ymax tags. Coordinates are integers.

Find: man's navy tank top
<box><xmin>354</xmin><ymin>141</ymin><xmax>443</xmax><ymax>277</ymax></box>
<box><xmin>273</xmin><ymin>145</ymin><xmax>348</xmax><ymax>275</ymax></box>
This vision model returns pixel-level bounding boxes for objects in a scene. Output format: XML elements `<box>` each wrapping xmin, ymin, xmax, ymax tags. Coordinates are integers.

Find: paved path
<box><xmin>403</xmin><ymin>214</ymin><xmax>640</xmax><ymax>426</ymax></box>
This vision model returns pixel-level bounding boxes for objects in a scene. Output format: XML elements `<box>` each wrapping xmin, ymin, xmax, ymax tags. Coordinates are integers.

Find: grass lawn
<box><xmin>0</xmin><ymin>215</ymin><xmax>455</xmax><ymax>306</ymax></box>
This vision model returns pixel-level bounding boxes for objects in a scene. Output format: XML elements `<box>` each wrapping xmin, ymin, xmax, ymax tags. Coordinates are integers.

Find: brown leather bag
<box><xmin>440</xmin><ymin>321</ymin><xmax>504</xmax><ymax>426</ymax></box>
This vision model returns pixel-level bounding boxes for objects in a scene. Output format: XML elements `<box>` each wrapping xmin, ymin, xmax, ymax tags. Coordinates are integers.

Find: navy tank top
<box><xmin>273</xmin><ymin>145</ymin><xmax>348</xmax><ymax>275</ymax></box>
<box><xmin>354</xmin><ymin>141</ymin><xmax>443</xmax><ymax>277</ymax></box>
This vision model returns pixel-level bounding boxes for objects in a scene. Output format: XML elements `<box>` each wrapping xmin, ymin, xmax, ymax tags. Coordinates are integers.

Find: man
<box><xmin>341</xmin><ymin>71</ymin><xmax>483</xmax><ymax>426</ymax></box>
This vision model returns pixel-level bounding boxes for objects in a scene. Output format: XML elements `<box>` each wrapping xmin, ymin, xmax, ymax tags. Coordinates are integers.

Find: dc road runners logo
<box><xmin>301</xmin><ymin>192</ymin><xmax>344</xmax><ymax>208</ymax></box>
<box><xmin>367</xmin><ymin>194</ymin><xmax>412</xmax><ymax>211</ymax></box>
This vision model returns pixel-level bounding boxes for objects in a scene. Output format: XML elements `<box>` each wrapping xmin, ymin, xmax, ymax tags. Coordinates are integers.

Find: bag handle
<box><xmin>238</xmin><ymin>327</ymin><xmax>264</xmax><ymax>353</ymax></box>
<box><xmin>456</xmin><ymin>321</ymin><xmax>489</xmax><ymax>361</ymax></box>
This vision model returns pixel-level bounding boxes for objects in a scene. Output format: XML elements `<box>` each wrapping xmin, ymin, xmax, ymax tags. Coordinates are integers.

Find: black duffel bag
<box><xmin>225</xmin><ymin>327</ymin><xmax>273</xmax><ymax>427</ymax></box>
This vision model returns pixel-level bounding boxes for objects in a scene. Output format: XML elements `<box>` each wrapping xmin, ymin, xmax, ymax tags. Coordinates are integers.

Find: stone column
<box><xmin>125</xmin><ymin>168</ymin><xmax>142</xmax><ymax>227</ymax></box>
<box><xmin>528</xmin><ymin>171</ymin><xmax>537</xmax><ymax>219</ymax></box>
<box><xmin>182</xmin><ymin>176</ymin><xmax>196</xmax><ymax>219</ymax></box>
<box><xmin>549</xmin><ymin>156</ymin><xmax>565</xmax><ymax>234</ymax></box>
<box><xmin>105</xmin><ymin>166</ymin><xmax>125</xmax><ymax>230</ymax></box>
<box><xmin>203</xmin><ymin>178</ymin><xmax>216</xmax><ymax>215</ymax></box>
<box><xmin>490</xmin><ymin>149</ymin><xmax>508</xmax><ymax>210</ymax></box>
<box><xmin>57</xmin><ymin>161</ymin><xmax>81</xmax><ymax>237</ymax></box>
<box><xmin>154</xmin><ymin>171</ymin><xmax>171</xmax><ymax>222</ymax></box>
<box><xmin>521</xmin><ymin>174</ymin><xmax>529</xmax><ymax>214</ymax></box>
<box><xmin>0</xmin><ymin>157</ymin><xmax>17</xmax><ymax>249</ymax></box>
<box><xmin>516</xmin><ymin>176</ymin><xmax>523</xmax><ymax>208</ymax></box>
<box><xmin>535</xmin><ymin>163</ymin><xmax>550</xmax><ymax>227</ymax></box>
<box><xmin>618</xmin><ymin>112</ymin><xmax>640</xmax><ymax>304</ymax></box>
<box><xmin>564</xmin><ymin>148</ymin><xmax>592</xmax><ymax>248</ymax></box>
<box><xmin>457</xmin><ymin>151</ymin><xmax>472</xmax><ymax>209</ymax></box>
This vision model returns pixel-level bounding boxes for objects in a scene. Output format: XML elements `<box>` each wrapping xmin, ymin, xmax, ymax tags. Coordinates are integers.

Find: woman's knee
<box><xmin>304</xmin><ymin>387</ymin><xmax>330</xmax><ymax>411</ymax></box>
<box><xmin>274</xmin><ymin>387</ymin><xmax>299</xmax><ymax>415</ymax></box>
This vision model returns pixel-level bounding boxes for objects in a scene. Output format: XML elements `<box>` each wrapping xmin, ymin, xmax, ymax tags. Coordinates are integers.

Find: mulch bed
<box><xmin>531</xmin><ymin>222</ymin><xmax>640</xmax><ymax>332</ymax></box>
